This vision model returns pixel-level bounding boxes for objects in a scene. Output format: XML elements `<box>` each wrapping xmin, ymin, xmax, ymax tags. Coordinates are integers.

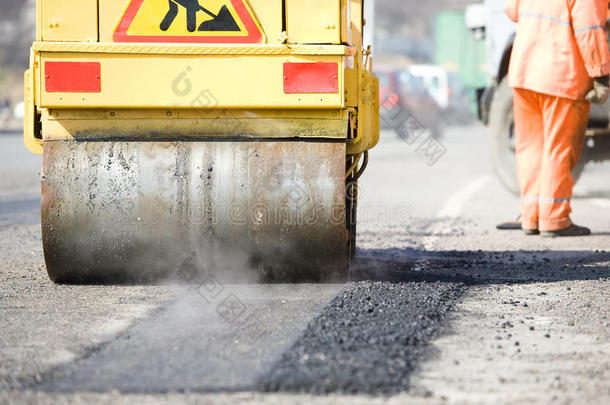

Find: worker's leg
<box><xmin>513</xmin><ymin>88</ymin><xmax>544</xmax><ymax>231</ymax></box>
<box><xmin>538</xmin><ymin>95</ymin><xmax>590</xmax><ymax>231</ymax></box>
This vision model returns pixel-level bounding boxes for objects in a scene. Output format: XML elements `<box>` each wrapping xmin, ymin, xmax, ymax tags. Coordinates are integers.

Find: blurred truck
<box><xmin>467</xmin><ymin>0</ymin><xmax>610</xmax><ymax>195</ymax></box>
<box><xmin>376</xmin><ymin>67</ymin><xmax>443</xmax><ymax>138</ymax></box>
<box><xmin>408</xmin><ymin>64</ymin><xmax>474</xmax><ymax>125</ymax></box>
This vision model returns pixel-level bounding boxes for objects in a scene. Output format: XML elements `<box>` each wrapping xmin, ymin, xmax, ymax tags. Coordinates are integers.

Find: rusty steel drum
<box><xmin>41</xmin><ymin>140</ymin><xmax>349</xmax><ymax>283</ymax></box>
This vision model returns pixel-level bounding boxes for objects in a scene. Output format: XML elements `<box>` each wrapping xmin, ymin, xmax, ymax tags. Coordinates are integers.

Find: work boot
<box><xmin>541</xmin><ymin>224</ymin><xmax>591</xmax><ymax>238</ymax></box>
<box><xmin>497</xmin><ymin>215</ymin><xmax>522</xmax><ymax>230</ymax></box>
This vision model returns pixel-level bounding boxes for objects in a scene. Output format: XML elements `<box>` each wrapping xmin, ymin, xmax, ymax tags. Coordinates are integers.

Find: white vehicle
<box><xmin>13</xmin><ymin>101</ymin><xmax>24</xmax><ymax>120</ymax></box>
<box><xmin>408</xmin><ymin>65</ymin><xmax>450</xmax><ymax>110</ymax></box>
<box><xmin>408</xmin><ymin>65</ymin><xmax>473</xmax><ymax>125</ymax></box>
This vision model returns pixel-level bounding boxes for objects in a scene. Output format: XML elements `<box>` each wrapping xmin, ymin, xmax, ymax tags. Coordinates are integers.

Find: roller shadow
<box><xmin>352</xmin><ymin>248</ymin><xmax>610</xmax><ymax>285</ymax></box>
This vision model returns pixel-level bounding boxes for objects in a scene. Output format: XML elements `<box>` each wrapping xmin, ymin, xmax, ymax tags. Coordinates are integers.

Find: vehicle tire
<box><xmin>488</xmin><ymin>78</ymin><xmax>586</xmax><ymax>196</ymax></box>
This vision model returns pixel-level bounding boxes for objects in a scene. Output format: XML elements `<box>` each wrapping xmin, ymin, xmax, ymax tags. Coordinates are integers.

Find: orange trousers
<box><xmin>513</xmin><ymin>88</ymin><xmax>589</xmax><ymax>231</ymax></box>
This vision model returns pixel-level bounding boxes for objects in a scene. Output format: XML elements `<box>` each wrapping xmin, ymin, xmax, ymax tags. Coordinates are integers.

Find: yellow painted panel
<box><xmin>43</xmin><ymin>108</ymin><xmax>347</xmax><ymax>120</ymax></box>
<box><xmin>287</xmin><ymin>0</ymin><xmax>343</xmax><ymax>44</ymax></box>
<box><xmin>32</xmin><ymin>41</ymin><xmax>354</xmax><ymax>56</ymax></box>
<box><xmin>24</xmin><ymin>69</ymin><xmax>43</xmax><ymax>154</ymax></box>
<box><xmin>249</xmin><ymin>0</ymin><xmax>283</xmax><ymax>43</ymax></box>
<box><xmin>100</xmin><ymin>0</ymin><xmax>128</xmax><ymax>42</ymax></box>
<box><xmin>345</xmin><ymin>68</ymin><xmax>357</xmax><ymax>106</ymax></box>
<box><xmin>41</xmin><ymin>108</ymin><xmax>348</xmax><ymax>140</ymax></box>
<box><xmin>340</xmin><ymin>0</ymin><xmax>351</xmax><ymax>45</ymax></box>
<box><xmin>347</xmin><ymin>68</ymin><xmax>378</xmax><ymax>155</ymax></box>
<box><xmin>39</xmin><ymin>53</ymin><xmax>345</xmax><ymax>109</ymax></box>
<box><xmin>42</xmin><ymin>0</ymin><xmax>98</xmax><ymax>42</ymax></box>
<box><xmin>350</xmin><ymin>0</ymin><xmax>362</xmax><ymax>49</ymax></box>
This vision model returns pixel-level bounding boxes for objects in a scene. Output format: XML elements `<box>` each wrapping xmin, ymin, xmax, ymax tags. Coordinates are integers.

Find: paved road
<box><xmin>1</xmin><ymin>126</ymin><xmax>610</xmax><ymax>404</ymax></box>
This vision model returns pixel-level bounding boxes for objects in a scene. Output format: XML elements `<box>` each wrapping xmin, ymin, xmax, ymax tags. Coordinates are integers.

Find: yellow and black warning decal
<box><xmin>113</xmin><ymin>0</ymin><xmax>263</xmax><ymax>43</ymax></box>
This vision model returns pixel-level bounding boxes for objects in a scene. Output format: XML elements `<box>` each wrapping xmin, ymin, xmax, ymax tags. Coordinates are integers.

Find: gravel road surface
<box><xmin>2</xmin><ymin>124</ymin><xmax>610</xmax><ymax>404</ymax></box>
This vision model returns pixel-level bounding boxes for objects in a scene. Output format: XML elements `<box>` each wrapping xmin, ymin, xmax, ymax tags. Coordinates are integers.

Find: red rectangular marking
<box><xmin>283</xmin><ymin>62</ymin><xmax>339</xmax><ymax>94</ymax></box>
<box><xmin>45</xmin><ymin>62</ymin><xmax>101</xmax><ymax>93</ymax></box>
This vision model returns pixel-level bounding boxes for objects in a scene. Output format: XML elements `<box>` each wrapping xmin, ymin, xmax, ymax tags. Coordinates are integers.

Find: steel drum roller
<box><xmin>41</xmin><ymin>140</ymin><xmax>349</xmax><ymax>283</ymax></box>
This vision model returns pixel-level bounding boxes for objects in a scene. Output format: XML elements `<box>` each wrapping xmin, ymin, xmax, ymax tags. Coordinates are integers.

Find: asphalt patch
<box><xmin>30</xmin><ymin>285</ymin><xmax>342</xmax><ymax>393</ymax></box>
<box><xmin>258</xmin><ymin>281</ymin><xmax>467</xmax><ymax>395</ymax></box>
<box><xmin>27</xmin><ymin>281</ymin><xmax>467</xmax><ymax>395</ymax></box>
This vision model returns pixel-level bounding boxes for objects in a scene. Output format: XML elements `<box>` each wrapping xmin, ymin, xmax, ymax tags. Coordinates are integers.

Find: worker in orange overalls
<box><xmin>505</xmin><ymin>0</ymin><xmax>610</xmax><ymax>236</ymax></box>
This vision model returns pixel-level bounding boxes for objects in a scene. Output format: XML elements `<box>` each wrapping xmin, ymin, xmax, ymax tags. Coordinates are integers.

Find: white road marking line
<box><xmin>435</xmin><ymin>175</ymin><xmax>494</xmax><ymax>219</ymax></box>
<box><xmin>415</xmin><ymin>175</ymin><xmax>493</xmax><ymax>268</ymax></box>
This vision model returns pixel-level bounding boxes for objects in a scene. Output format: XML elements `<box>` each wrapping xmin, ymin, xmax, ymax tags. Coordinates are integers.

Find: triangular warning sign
<box><xmin>113</xmin><ymin>0</ymin><xmax>263</xmax><ymax>43</ymax></box>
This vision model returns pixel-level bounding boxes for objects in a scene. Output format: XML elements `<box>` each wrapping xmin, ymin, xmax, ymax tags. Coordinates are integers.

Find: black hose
<box><xmin>353</xmin><ymin>150</ymin><xmax>369</xmax><ymax>181</ymax></box>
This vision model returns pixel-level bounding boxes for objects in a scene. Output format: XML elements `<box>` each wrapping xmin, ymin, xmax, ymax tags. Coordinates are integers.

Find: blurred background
<box><xmin>0</xmin><ymin>0</ymin><xmax>35</xmax><ymax>130</ymax></box>
<box><xmin>375</xmin><ymin>0</ymin><xmax>486</xmax><ymax>128</ymax></box>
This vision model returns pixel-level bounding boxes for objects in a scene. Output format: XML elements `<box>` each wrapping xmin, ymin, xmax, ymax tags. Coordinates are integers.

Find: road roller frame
<box><xmin>24</xmin><ymin>0</ymin><xmax>379</xmax><ymax>283</ymax></box>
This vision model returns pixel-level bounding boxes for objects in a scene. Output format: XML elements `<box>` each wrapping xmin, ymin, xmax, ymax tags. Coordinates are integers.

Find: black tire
<box><xmin>488</xmin><ymin>78</ymin><xmax>586</xmax><ymax>196</ymax></box>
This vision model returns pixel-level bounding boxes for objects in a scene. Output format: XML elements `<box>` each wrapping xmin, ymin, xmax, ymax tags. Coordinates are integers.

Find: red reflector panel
<box><xmin>45</xmin><ymin>62</ymin><xmax>101</xmax><ymax>93</ymax></box>
<box><xmin>283</xmin><ymin>62</ymin><xmax>338</xmax><ymax>94</ymax></box>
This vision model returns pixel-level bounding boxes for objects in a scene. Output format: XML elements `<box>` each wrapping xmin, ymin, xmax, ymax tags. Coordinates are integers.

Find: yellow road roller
<box><xmin>24</xmin><ymin>0</ymin><xmax>379</xmax><ymax>283</ymax></box>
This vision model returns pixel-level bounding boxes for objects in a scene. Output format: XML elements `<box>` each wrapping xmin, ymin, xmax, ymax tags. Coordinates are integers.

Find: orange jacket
<box><xmin>506</xmin><ymin>0</ymin><xmax>610</xmax><ymax>100</ymax></box>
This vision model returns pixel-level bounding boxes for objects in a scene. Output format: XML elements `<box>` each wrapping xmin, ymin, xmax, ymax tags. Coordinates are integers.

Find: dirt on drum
<box><xmin>41</xmin><ymin>140</ymin><xmax>349</xmax><ymax>283</ymax></box>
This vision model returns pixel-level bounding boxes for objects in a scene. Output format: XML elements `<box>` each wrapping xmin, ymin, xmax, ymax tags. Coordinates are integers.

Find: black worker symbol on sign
<box><xmin>159</xmin><ymin>0</ymin><xmax>240</xmax><ymax>32</ymax></box>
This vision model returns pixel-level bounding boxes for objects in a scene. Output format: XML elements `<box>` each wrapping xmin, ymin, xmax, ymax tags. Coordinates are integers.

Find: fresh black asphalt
<box><xmin>35</xmin><ymin>280</ymin><xmax>466</xmax><ymax>395</ymax></box>
<box><xmin>258</xmin><ymin>281</ymin><xmax>467</xmax><ymax>395</ymax></box>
